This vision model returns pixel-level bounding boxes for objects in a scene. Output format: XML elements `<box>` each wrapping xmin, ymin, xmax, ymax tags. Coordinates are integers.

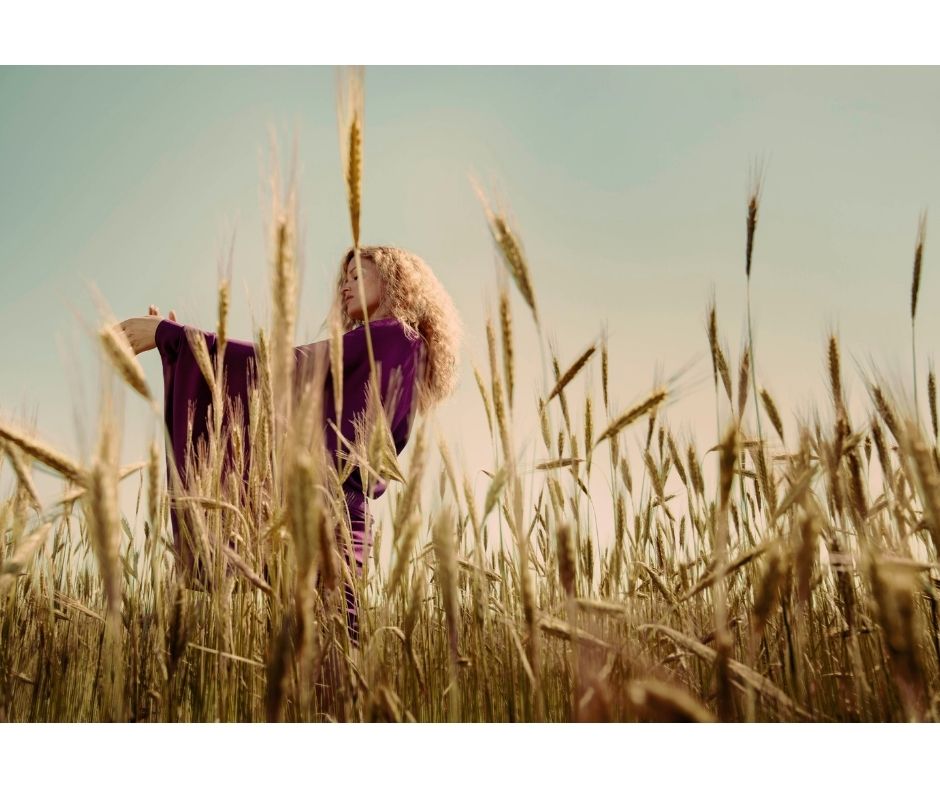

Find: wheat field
<box><xmin>2</xmin><ymin>71</ymin><xmax>940</xmax><ymax>724</ymax></box>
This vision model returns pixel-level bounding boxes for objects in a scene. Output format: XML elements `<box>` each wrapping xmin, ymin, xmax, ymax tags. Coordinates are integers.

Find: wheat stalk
<box><xmin>0</xmin><ymin>521</ymin><xmax>52</xmax><ymax>595</ymax></box>
<box><xmin>433</xmin><ymin>505</ymin><xmax>460</xmax><ymax>669</ymax></box>
<box><xmin>929</xmin><ymin>362</ymin><xmax>938</xmax><ymax>440</ymax></box>
<box><xmin>471</xmin><ymin>179</ymin><xmax>539</xmax><ymax>324</ymax></box>
<box><xmin>100</xmin><ymin>322</ymin><xmax>153</xmax><ymax>404</ymax></box>
<box><xmin>869</xmin><ymin>559</ymin><xmax>926</xmax><ymax>720</ymax></box>
<box><xmin>185</xmin><ymin>326</ymin><xmax>216</xmax><ymax>391</ymax></box>
<box><xmin>594</xmin><ymin>388</ymin><xmax>667</xmax><ymax>449</ymax></box>
<box><xmin>336</xmin><ymin>65</ymin><xmax>365</xmax><ymax>248</ymax></box>
<box><xmin>486</xmin><ymin>317</ymin><xmax>511</xmax><ymax>459</ymax></box>
<box><xmin>911</xmin><ymin>212</ymin><xmax>928</xmax><ymax>422</ymax></box>
<box><xmin>217</xmin><ymin>278</ymin><xmax>230</xmax><ymax>355</ymax></box>
<box><xmin>556</xmin><ymin>520</ymin><xmax>577</xmax><ymax>597</ymax></box>
<box><xmin>0</xmin><ymin>420</ymin><xmax>85</xmax><ymax>483</ymax></box>
<box><xmin>0</xmin><ymin>440</ymin><xmax>41</xmax><ymax>510</ymax></box>
<box><xmin>751</xmin><ymin>544</ymin><xmax>785</xmax><ymax>639</ymax></box>
<box><xmin>267</xmin><ymin>146</ymin><xmax>299</xmax><ymax>447</ymax></box>
<box><xmin>584</xmin><ymin>393</ymin><xmax>594</xmax><ymax>476</ymax></box>
<box><xmin>544</xmin><ymin>343</ymin><xmax>596</xmax><ymax>404</ymax></box>
<box><xmin>329</xmin><ymin>308</ymin><xmax>344</xmax><ymax>427</ymax></box>
<box><xmin>737</xmin><ymin>346</ymin><xmax>751</xmax><ymax>419</ymax></box>
<box><xmin>871</xmin><ymin>385</ymin><xmax>901</xmax><ymax>442</ymax></box>
<box><xmin>743</xmin><ymin>162</ymin><xmax>767</xmax><ymax>451</ymax></box>
<box><xmin>147</xmin><ymin>437</ymin><xmax>160</xmax><ymax>535</ymax></box>
<box><xmin>472</xmin><ymin>362</ymin><xmax>494</xmax><ymax>438</ymax></box>
<box><xmin>83</xmin><ymin>417</ymin><xmax>122</xmax><ymax>617</ymax></box>
<box><xmin>828</xmin><ymin>333</ymin><xmax>846</xmax><ymax>419</ymax></box>
<box><xmin>745</xmin><ymin>158</ymin><xmax>765</xmax><ymax>279</ymax></box>
<box><xmin>759</xmin><ymin>388</ymin><xmax>785</xmax><ymax>443</ymax></box>
<box><xmin>499</xmin><ymin>287</ymin><xmax>514</xmax><ymax>410</ymax></box>
<box><xmin>391</xmin><ymin>419</ymin><xmax>428</xmax><ymax>545</ymax></box>
<box><xmin>911</xmin><ymin>211</ymin><xmax>927</xmax><ymax>322</ymax></box>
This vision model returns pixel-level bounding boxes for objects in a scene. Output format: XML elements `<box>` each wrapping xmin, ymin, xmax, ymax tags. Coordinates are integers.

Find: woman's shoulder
<box><xmin>345</xmin><ymin>316</ymin><xmax>405</xmax><ymax>331</ymax></box>
<box><xmin>348</xmin><ymin>317</ymin><xmax>419</xmax><ymax>342</ymax></box>
<box><xmin>345</xmin><ymin>318</ymin><xmax>422</xmax><ymax>363</ymax></box>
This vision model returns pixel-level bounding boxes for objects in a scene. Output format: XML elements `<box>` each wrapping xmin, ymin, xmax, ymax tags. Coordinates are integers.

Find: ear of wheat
<box><xmin>100</xmin><ymin>323</ymin><xmax>153</xmax><ymax>404</ymax></box>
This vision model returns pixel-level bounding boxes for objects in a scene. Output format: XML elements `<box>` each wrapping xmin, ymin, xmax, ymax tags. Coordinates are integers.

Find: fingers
<box><xmin>148</xmin><ymin>305</ymin><xmax>177</xmax><ymax>322</ymax></box>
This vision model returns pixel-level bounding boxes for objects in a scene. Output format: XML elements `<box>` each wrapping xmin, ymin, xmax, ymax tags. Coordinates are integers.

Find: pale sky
<box><xmin>3</xmin><ymin>66</ymin><xmax>940</xmax><ymax>557</ymax></box>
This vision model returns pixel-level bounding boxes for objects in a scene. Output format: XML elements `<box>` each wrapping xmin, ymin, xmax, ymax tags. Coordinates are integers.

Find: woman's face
<box><xmin>341</xmin><ymin>254</ymin><xmax>386</xmax><ymax>322</ymax></box>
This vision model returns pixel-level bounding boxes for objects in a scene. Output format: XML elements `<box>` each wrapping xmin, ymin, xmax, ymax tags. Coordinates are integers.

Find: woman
<box><xmin>120</xmin><ymin>245</ymin><xmax>461</xmax><ymax>646</ymax></box>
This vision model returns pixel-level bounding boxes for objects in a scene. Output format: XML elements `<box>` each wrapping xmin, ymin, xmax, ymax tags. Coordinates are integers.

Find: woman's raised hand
<box><xmin>118</xmin><ymin>316</ymin><xmax>160</xmax><ymax>355</ymax></box>
<box><xmin>117</xmin><ymin>306</ymin><xmax>178</xmax><ymax>356</ymax></box>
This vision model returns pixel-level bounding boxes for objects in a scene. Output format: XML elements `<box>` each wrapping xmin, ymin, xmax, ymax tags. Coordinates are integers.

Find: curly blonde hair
<box><xmin>332</xmin><ymin>245</ymin><xmax>461</xmax><ymax>412</ymax></box>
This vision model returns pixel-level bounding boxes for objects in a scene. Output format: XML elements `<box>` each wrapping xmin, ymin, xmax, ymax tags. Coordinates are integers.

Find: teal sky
<box><xmin>3</xmin><ymin>66</ymin><xmax>940</xmax><ymax>551</ymax></box>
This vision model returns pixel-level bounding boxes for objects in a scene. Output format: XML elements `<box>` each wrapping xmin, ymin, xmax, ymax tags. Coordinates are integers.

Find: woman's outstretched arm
<box><xmin>120</xmin><ymin>308</ymin><xmax>258</xmax><ymax>366</ymax></box>
<box><xmin>152</xmin><ymin>319</ymin><xmax>259</xmax><ymax>366</ymax></box>
<box><xmin>121</xmin><ymin>306</ymin><xmax>330</xmax><ymax>366</ymax></box>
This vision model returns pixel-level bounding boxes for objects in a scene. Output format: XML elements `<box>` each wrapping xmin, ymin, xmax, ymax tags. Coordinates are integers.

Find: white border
<box><xmin>2</xmin><ymin>722</ymin><xmax>937</xmax><ymax>784</ymax></box>
<box><xmin>2</xmin><ymin>1</ymin><xmax>940</xmax><ymax>64</ymax></box>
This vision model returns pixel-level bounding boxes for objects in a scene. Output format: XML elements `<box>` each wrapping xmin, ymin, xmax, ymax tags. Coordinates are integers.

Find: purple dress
<box><xmin>155</xmin><ymin>316</ymin><xmax>424</xmax><ymax>644</ymax></box>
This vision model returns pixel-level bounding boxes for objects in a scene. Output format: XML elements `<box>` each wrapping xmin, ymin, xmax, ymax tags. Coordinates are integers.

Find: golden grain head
<box><xmin>928</xmin><ymin>365</ymin><xmax>937</xmax><ymax>439</ymax></box>
<box><xmin>745</xmin><ymin>159</ymin><xmax>764</xmax><ymax>278</ymax></box>
<box><xmin>432</xmin><ymin>505</ymin><xmax>460</xmax><ymax>658</ymax></box>
<box><xmin>545</xmin><ymin>344</ymin><xmax>596</xmax><ymax>403</ymax></box>
<box><xmin>185</xmin><ymin>326</ymin><xmax>216</xmax><ymax>392</ymax></box>
<box><xmin>498</xmin><ymin>288</ymin><xmax>514</xmax><ymax>410</ymax></box>
<box><xmin>100</xmin><ymin>323</ymin><xmax>152</xmax><ymax>402</ymax></box>
<box><xmin>1</xmin><ymin>441</ymin><xmax>42</xmax><ymax>510</ymax></box>
<box><xmin>346</xmin><ymin>115</ymin><xmax>362</xmax><ymax>247</ymax></box>
<box><xmin>737</xmin><ymin>346</ymin><xmax>751</xmax><ymax>418</ymax></box>
<box><xmin>556</xmin><ymin>520</ymin><xmax>577</xmax><ymax>597</ymax></box>
<box><xmin>595</xmin><ymin>387</ymin><xmax>668</xmax><ymax>449</ymax></box>
<box><xmin>759</xmin><ymin>388</ymin><xmax>785</xmax><ymax>443</ymax></box>
<box><xmin>0</xmin><ymin>421</ymin><xmax>85</xmax><ymax>483</ymax></box>
<box><xmin>911</xmin><ymin>211</ymin><xmax>927</xmax><ymax>321</ymax></box>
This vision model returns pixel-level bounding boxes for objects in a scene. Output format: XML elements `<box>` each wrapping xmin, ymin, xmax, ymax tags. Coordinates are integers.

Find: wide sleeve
<box><xmin>155</xmin><ymin>319</ymin><xmax>259</xmax><ymax>368</ymax></box>
<box><xmin>326</xmin><ymin>320</ymin><xmax>424</xmax><ymax>500</ymax></box>
<box><xmin>155</xmin><ymin>317</ymin><xmax>422</xmax><ymax>501</ymax></box>
<box><xmin>155</xmin><ymin>319</ymin><xmax>260</xmax><ymax>486</ymax></box>
<box><xmin>158</xmin><ymin>319</ymin><xmax>335</xmax><ymax>396</ymax></box>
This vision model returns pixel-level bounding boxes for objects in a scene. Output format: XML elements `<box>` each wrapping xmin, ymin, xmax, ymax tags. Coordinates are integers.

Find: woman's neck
<box><xmin>366</xmin><ymin>303</ymin><xmax>393</xmax><ymax>322</ymax></box>
<box><xmin>352</xmin><ymin>312</ymin><xmax>394</xmax><ymax>328</ymax></box>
